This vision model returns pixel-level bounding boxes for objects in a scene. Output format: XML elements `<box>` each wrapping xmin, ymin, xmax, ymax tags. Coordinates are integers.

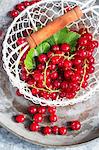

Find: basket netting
<box><xmin>2</xmin><ymin>0</ymin><xmax>99</xmax><ymax>106</ymax></box>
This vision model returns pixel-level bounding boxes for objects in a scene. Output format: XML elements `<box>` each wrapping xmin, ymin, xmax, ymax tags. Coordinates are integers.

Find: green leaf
<box><xmin>24</xmin><ymin>42</ymin><xmax>50</xmax><ymax>70</ymax></box>
<box><xmin>24</xmin><ymin>48</ymin><xmax>36</xmax><ymax>70</ymax></box>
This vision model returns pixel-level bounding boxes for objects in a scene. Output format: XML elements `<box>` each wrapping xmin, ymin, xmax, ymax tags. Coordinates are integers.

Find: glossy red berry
<box><xmin>30</xmin><ymin>122</ymin><xmax>39</xmax><ymax>131</ymax></box>
<box><xmin>61</xmin><ymin>81</ymin><xmax>68</xmax><ymax>90</ymax></box>
<box><xmin>16</xmin><ymin>89</ymin><xmax>23</xmax><ymax>96</ymax></box>
<box><xmin>50</xmin><ymin>92</ymin><xmax>57</xmax><ymax>100</ymax></box>
<box><xmin>51</xmin><ymin>71</ymin><xmax>58</xmax><ymax>79</ymax></box>
<box><xmin>59</xmin><ymin>127</ymin><xmax>67</xmax><ymax>135</ymax></box>
<box><xmin>33</xmin><ymin>113</ymin><xmax>43</xmax><ymax>123</ymax></box>
<box><xmin>87</xmin><ymin>65</ymin><xmax>95</xmax><ymax>74</ymax></box>
<box><xmin>91</xmin><ymin>40</ymin><xmax>98</xmax><ymax>48</ymax></box>
<box><xmin>38</xmin><ymin>106</ymin><xmax>46</xmax><ymax>114</ymax></box>
<box><xmin>81</xmin><ymin>81</ymin><xmax>88</xmax><ymax>89</ymax></box>
<box><xmin>15</xmin><ymin>114</ymin><xmax>25</xmax><ymax>123</ymax></box>
<box><xmin>71</xmin><ymin>120</ymin><xmax>81</xmax><ymax>130</ymax></box>
<box><xmin>49</xmin><ymin>114</ymin><xmax>57</xmax><ymax>122</ymax></box>
<box><xmin>52</xmin><ymin>45</ymin><xmax>60</xmax><ymax>52</ymax></box>
<box><xmin>48</xmin><ymin>107</ymin><xmax>56</xmax><ymax>114</ymax></box>
<box><xmin>47</xmin><ymin>51</ymin><xmax>53</xmax><ymax>58</ymax></box>
<box><xmin>60</xmin><ymin>43</ymin><xmax>70</xmax><ymax>53</ymax></box>
<box><xmin>82</xmin><ymin>33</ymin><xmax>92</xmax><ymax>41</ymax></box>
<box><xmin>28</xmin><ymin>105</ymin><xmax>38</xmax><ymax>114</ymax></box>
<box><xmin>78</xmin><ymin>37</ymin><xmax>88</xmax><ymax>46</ymax></box>
<box><xmin>38</xmin><ymin>54</ymin><xmax>48</xmax><ymax>64</ymax></box>
<box><xmin>73</xmin><ymin>56</ymin><xmax>83</xmax><ymax>66</ymax></box>
<box><xmin>87</xmin><ymin>56</ymin><xmax>95</xmax><ymax>64</ymax></box>
<box><xmin>17</xmin><ymin>37</ymin><xmax>26</xmax><ymax>45</ymax></box>
<box><xmin>76</xmin><ymin>49</ymin><xmax>87</xmax><ymax>58</ymax></box>
<box><xmin>66</xmin><ymin>92</ymin><xmax>76</xmax><ymax>99</ymax></box>
<box><xmin>51</xmin><ymin>56</ymin><xmax>60</xmax><ymax>64</ymax></box>
<box><xmin>31</xmin><ymin>88</ymin><xmax>39</xmax><ymax>95</ymax></box>
<box><xmin>23</xmin><ymin>1</ymin><xmax>30</xmax><ymax>7</ymax></box>
<box><xmin>16</xmin><ymin>3</ymin><xmax>25</xmax><ymax>12</ymax></box>
<box><xmin>63</xmin><ymin>60</ymin><xmax>72</xmax><ymax>69</ymax></box>
<box><xmin>59</xmin><ymin>92</ymin><xmax>66</xmax><ymax>98</ymax></box>
<box><xmin>33</xmin><ymin>73</ymin><xmax>44</xmax><ymax>81</ymax></box>
<box><xmin>64</xmin><ymin>70</ymin><xmax>73</xmax><ymax>79</ymax></box>
<box><xmin>48</xmin><ymin>63</ymin><xmax>56</xmax><ymax>70</ymax></box>
<box><xmin>40</xmin><ymin>91</ymin><xmax>50</xmax><ymax>99</ymax></box>
<box><xmin>37</xmin><ymin>64</ymin><xmax>45</xmax><ymax>71</ymax></box>
<box><xmin>43</xmin><ymin>126</ymin><xmax>51</xmax><ymax>135</ymax></box>
<box><xmin>53</xmin><ymin>80</ymin><xmax>61</xmax><ymax>89</ymax></box>
<box><xmin>27</xmin><ymin>79</ymin><xmax>36</xmax><ymax>85</ymax></box>
<box><xmin>52</xmin><ymin>126</ymin><xmax>59</xmax><ymax>134</ymax></box>
<box><xmin>9</xmin><ymin>10</ymin><xmax>19</xmax><ymax>18</ymax></box>
<box><xmin>71</xmin><ymin>73</ymin><xmax>80</xmax><ymax>82</ymax></box>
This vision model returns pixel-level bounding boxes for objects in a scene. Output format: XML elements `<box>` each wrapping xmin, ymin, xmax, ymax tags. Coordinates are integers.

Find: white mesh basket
<box><xmin>2</xmin><ymin>0</ymin><xmax>99</xmax><ymax>106</ymax></box>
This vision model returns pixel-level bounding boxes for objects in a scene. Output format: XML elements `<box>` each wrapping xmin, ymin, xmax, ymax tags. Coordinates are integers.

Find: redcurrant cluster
<box><xmin>18</xmin><ymin>31</ymin><xmax>98</xmax><ymax>100</ymax></box>
<box><xmin>9</xmin><ymin>0</ymin><xmax>41</xmax><ymax>18</ymax></box>
<box><xmin>15</xmin><ymin>105</ymin><xmax>81</xmax><ymax>135</ymax></box>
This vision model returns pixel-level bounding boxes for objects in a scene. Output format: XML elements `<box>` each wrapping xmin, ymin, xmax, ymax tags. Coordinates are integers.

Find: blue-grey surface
<box><xmin>0</xmin><ymin>0</ymin><xmax>99</xmax><ymax>150</ymax></box>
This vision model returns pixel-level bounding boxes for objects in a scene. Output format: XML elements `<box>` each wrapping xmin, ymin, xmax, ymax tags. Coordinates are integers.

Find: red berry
<box><xmin>71</xmin><ymin>120</ymin><xmax>81</xmax><ymax>130</ymax></box>
<box><xmin>52</xmin><ymin>126</ymin><xmax>59</xmax><ymax>134</ymax></box>
<box><xmin>9</xmin><ymin>10</ymin><xmax>19</xmax><ymax>18</ymax></box>
<box><xmin>31</xmin><ymin>88</ymin><xmax>39</xmax><ymax>95</ymax></box>
<box><xmin>48</xmin><ymin>63</ymin><xmax>56</xmax><ymax>70</ymax></box>
<box><xmin>23</xmin><ymin>1</ymin><xmax>30</xmax><ymax>7</ymax></box>
<box><xmin>55</xmin><ymin>50</ymin><xmax>64</xmax><ymax>54</ymax></box>
<box><xmin>82</xmin><ymin>33</ymin><xmax>92</xmax><ymax>41</ymax></box>
<box><xmin>21</xmin><ymin>72</ymin><xmax>28</xmax><ymax>81</ymax></box>
<box><xmin>46</xmin><ymin>77</ymin><xmax>51</xmax><ymax>86</ymax></box>
<box><xmin>86</xmin><ymin>51</ymin><xmax>92</xmax><ymax>57</ymax></box>
<box><xmin>60</xmin><ymin>43</ymin><xmax>70</xmax><ymax>53</ymax></box>
<box><xmin>50</xmin><ymin>92</ymin><xmax>57</xmax><ymax>100</ymax></box>
<box><xmin>30</xmin><ymin>1</ymin><xmax>36</xmax><ymax>5</ymax></box>
<box><xmin>46</xmin><ymin>69</ymin><xmax>50</xmax><ymax>76</ymax></box>
<box><xmin>58</xmin><ymin>57</ymin><xmax>65</xmax><ymax>68</ymax></box>
<box><xmin>15</xmin><ymin>114</ymin><xmax>25</xmax><ymax>123</ymax></box>
<box><xmin>64</xmin><ymin>59</ymin><xmax>72</xmax><ymax>69</ymax></box>
<box><xmin>76</xmin><ymin>49</ymin><xmax>87</xmax><ymax>58</ymax></box>
<box><xmin>53</xmin><ymin>80</ymin><xmax>61</xmax><ymax>89</ymax></box>
<box><xmin>66</xmin><ymin>92</ymin><xmax>76</xmax><ymax>99</ymax></box>
<box><xmin>73</xmin><ymin>56</ymin><xmax>83</xmax><ymax>66</ymax></box>
<box><xmin>84</xmin><ymin>73</ymin><xmax>89</xmax><ymax>81</ymax></box>
<box><xmin>78</xmin><ymin>37</ymin><xmax>88</xmax><ymax>46</ymax></box>
<box><xmin>91</xmin><ymin>40</ymin><xmax>98</xmax><ymax>48</ymax></box>
<box><xmin>27</xmin><ymin>79</ymin><xmax>36</xmax><ymax>85</ymax></box>
<box><xmin>75</xmin><ymin>67</ymin><xmax>84</xmax><ymax>75</ymax></box>
<box><xmin>16</xmin><ymin>89</ymin><xmax>23</xmax><ymax>96</ymax></box>
<box><xmin>40</xmin><ymin>91</ymin><xmax>50</xmax><ymax>99</ymax></box>
<box><xmin>51</xmin><ymin>56</ymin><xmax>60</xmax><ymax>64</ymax></box>
<box><xmin>28</xmin><ymin>105</ymin><xmax>37</xmax><ymax>114</ymax></box>
<box><xmin>47</xmin><ymin>51</ymin><xmax>53</xmax><ymax>58</ymax></box>
<box><xmin>87</xmin><ymin>56</ymin><xmax>95</xmax><ymax>64</ymax></box>
<box><xmin>33</xmin><ymin>73</ymin><xmax>44</xmax><ymax>81</ymax></box>
<box><xmin>17</xmin><ymin>37</ymin><xmax>26</xmax><ymax>45</ymax></box>
<box><xmin>37</xmin><ymin>81</ymin><xmax>44</xmax><ymax>88</ymax></box>
<box><xmin>64</xmin><ymin>70</ymin><xmax>73</xmax><ymax>79</ymax></box>
<box><xmin>16</xmin><ymin>3</ymin><xmax>25</xmax><ymax>12</ymax></box>
<box><xmin>33</xmin><ymin>113</ymin><xmax>43</xmax><ymax>123</ymax></box>
<box><xmin>37</xmin><ymin>64</ymin><xmax>45</xmax><ymax>71</ymax></box>
<box><xmin>48</xmin><ymin>107</ymin><xmax>56</xmax><ymax>114</ymax></box>
<box><xmin>59</xmin><ymin>92</ymin><xmax>66</xmax><ymax>98</ymax></box>
<box><xmin>81</xmin><ymin>81</ymin><xmax>88</xmax><ymax>89</ymax></box>
<box><xmin>38</xmin><ymin>106</ymin><xmax>46</xmax><ymax>114</ymax></box>
<box><xmin>52</xmin><ymin>45</ymin><xmax>60</xmax><ymax>52</ymax></box>
<box><xmin>51</xmin><ymin>71</ymin><xmax>58</xmax><ymax>79</ymax></box>
<box><xmin>65</xmin><ymin>6</ymin><xmax>71</xmax><ymax>12</ymax></box>
<box><xmin>71</xmin><ymin>73</ymin><xmax>81</xmax><ymax>82</ymax></box>
<box><xmin>43</xmin><ymin>126</ymin><xmax>51</xmax><ymax>135</ymax></box>
<box><xmin>61</xmin><ymin>81</ymin><xmax>68</xmax><ymax>90</ymax></box>
<box><xmin>59</xmin><ymin>127</ymin><xmax>67</xmax><ymax>135</ymax></box>
<box><xmin>38</xmin><ymin>54</ymin><xmax>48</xmax><ymax>64</ymax></box>
<box><xmin>30</xmin><ymin>122</ymin><xmax>39</xmax><ymax>131</ymax></box>
<box><xmin>87</xmin><ymin>65</ymin><xmax>95</xmax><ymax>74</ymax></box>
<box><xmin>49</xmin><ymin>114</ymin><xmax>57</xmax><ymax>122</ymax></box>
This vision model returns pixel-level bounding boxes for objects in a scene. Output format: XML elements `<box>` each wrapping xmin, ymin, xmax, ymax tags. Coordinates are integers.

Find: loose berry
<box><xmin>16</xmin><ymin>3</ymin><xmax>25</xmax><ymax>12</ymax></box>
<box><xmin>43</xmin><ymin>126</ymin><xmax>51</xmax><ymax>135</ymax></box>
<box><xmin>71</xmin><ymin>120</ymin><xmax>81</xmax><ymax>130</ymax></box>
<box><xmin>49</xmin><ymin>114</ymin><xmax>57</xmax><ymax>122</ymax></box>
<box><xmin>15</xmin><ymin>114</ymin><xmax>25</xmax><ymax>123</ymax></box>
<box><xmin>17</xmin><ymin>37</ymin><xmax>26</xmax><ymax>45</ymax></box>
<box><xmin>52</xmin><ymin>126</ymin><xmax>59</xmax><ymax>134</ymax></box>
<box><xmin>16</xmin><ymin>89</ymin><xmax>23</xmax><ymax>96</ymax></box>
<box><xmin>28</xmin><ymin>105</ymin><xmax>37</xmax><ymax>114</ymax></box>
<box><xmin>23</xmin><ymin>1</ymin><xmax>30</xmax><ymax>7</ymax></box>
<box><xmin>59</xmin><ymin>127</ymin><xmax>67</xmax><ymax>135</ymax></box>
<box><xmin>33</xmin><ymin>113</ymin><xmax>43</xmax><ymax>123</ymax></box>
<box><xmin>9</xmin><ymin>10</ymin><xmax>19</xmax><ymax>18</ymax></box>
<box><xmin>81</xmin><ymin>81</ymin><xmax>88</xmax><ymax>89</ymax></box>
<box><xmin>38</xmin><ymin>106</ymin><xmax>46</xmax><ymax>114</ymax></box>
<box><xmin>30</xmin><ymin>122</ymin><xmax>39</xmax><ymax>131</ymax></box>
<box><xmin>48</xmin><ymin>107</ymin><xmax>56</xmax><ymax>114</ymax></box>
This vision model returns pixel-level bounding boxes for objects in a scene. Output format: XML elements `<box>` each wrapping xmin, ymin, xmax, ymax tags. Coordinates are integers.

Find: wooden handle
<box><xmin>27</xmin><ymin>6</ymin><xmax>83</xmax><ymax>49</ymax></box>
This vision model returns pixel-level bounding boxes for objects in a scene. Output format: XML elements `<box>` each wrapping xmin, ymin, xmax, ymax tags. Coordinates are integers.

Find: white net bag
<box><xmin>2</xmin><ymin>0</ymin><xmax>99</xmax><ymax>106</ymax></box>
